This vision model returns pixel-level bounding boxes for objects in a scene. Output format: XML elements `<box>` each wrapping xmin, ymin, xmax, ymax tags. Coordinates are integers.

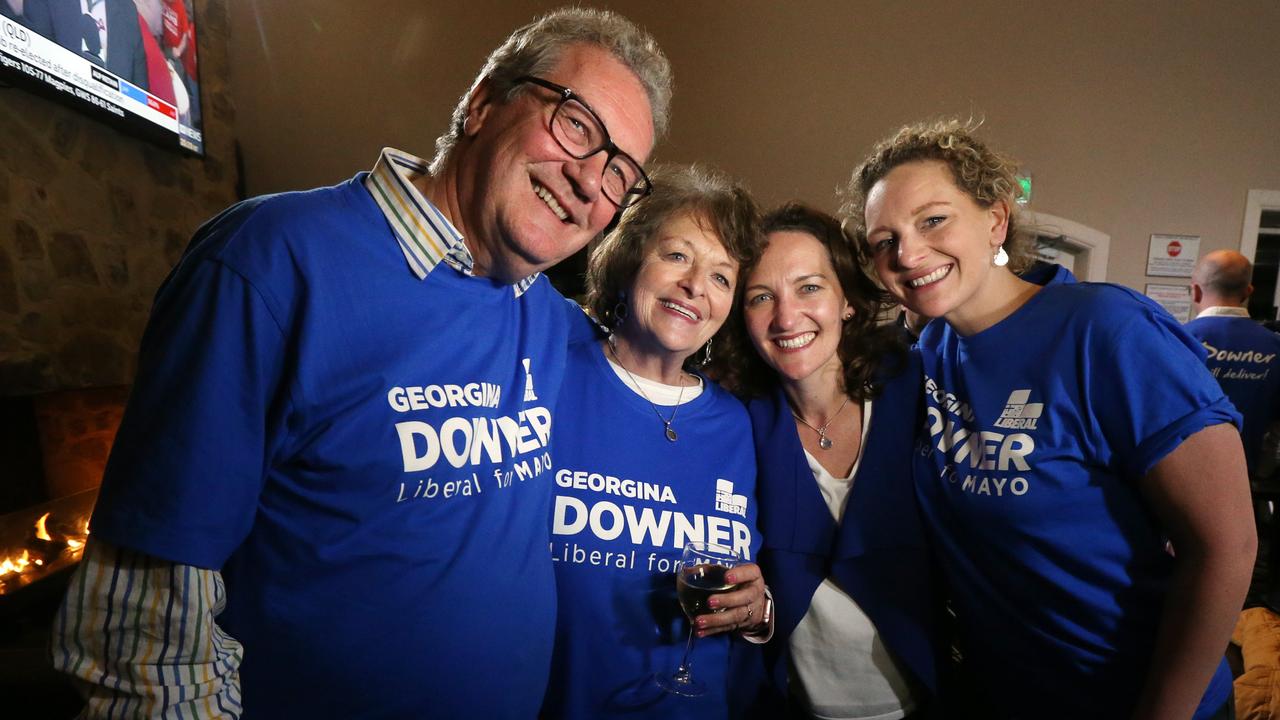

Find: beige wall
<box><xmin>229</xmin><ymin>1</ymin><xmax>1280</xmax><ymax>291</ymax></box>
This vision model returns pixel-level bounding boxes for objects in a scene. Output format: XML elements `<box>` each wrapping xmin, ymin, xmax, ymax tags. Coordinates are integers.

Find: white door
<box><xmin>1026</xmin><ymin>212</ymin><xmax>1110</xmax><ymax>282</ymax></box>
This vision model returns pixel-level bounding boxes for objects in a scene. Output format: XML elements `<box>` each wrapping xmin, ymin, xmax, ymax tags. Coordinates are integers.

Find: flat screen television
<box><xmin>0</xmin><ymin>0</ymin><xmax>203</xmax><ymax>155</ymax></box>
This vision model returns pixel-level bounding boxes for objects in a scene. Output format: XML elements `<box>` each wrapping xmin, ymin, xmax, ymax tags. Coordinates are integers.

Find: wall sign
<box><xmin>1145</xmin><ymin>283</ymin><xmax>1192</xmax><ymax>322</ymax></box>
<box><xmin>1146</xmin><ymin>234</ymin><xmax>1201</xmax><ymax>278</ymax></box>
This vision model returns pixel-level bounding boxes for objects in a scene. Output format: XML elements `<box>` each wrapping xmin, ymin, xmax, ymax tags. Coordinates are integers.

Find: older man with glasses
<box><xmin>50</xmin><ymin>8</ymin><xmax>671</xmax><ymax>719</ymax></box>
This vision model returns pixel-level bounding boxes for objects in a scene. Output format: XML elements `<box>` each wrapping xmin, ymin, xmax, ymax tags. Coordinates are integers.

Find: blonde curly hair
<box><xmin>840</xmin><ymin>118</ymin><xmax>1032</xmax><ymax>273</ymax></box>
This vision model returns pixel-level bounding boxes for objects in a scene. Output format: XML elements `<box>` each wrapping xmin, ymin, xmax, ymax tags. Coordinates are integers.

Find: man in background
<box><xmin>51</xmin><ymin>8</ymin><xmax>670</xmax><ymax>718</ymax></box>
<box><xmin>1186</xmin><ymin>249</ymin><xmax>1280</xmax><ymax>476</ymax></box>
<box><xmin>1186</xmin><ymin>247</ymin><xmax>1280</xmax><ymax>720</ymax></box>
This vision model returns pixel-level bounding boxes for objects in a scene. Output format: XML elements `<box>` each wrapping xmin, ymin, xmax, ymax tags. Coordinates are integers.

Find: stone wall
<box><xmin>33</xmin><ymin>385</ymin><xmax>128</xmax><ymax>499</ymax></box>
<box><xmin>0</xmin><ymin>0</ymin><xmax>237</xmax><ymax>395</ymax></box>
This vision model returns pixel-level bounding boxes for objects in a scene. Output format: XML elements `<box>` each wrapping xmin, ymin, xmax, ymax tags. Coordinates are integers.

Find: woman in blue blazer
<box><xmin>721</xmin><ymin>203</ymin><xmax>940</xmax><ymax>719</ymax></box>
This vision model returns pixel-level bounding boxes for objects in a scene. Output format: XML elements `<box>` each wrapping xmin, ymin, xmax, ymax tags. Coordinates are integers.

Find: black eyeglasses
<box><xmin>515</xmin><ymin>76</ymin><xmax>652</xmax><ymax>210</ymax></box>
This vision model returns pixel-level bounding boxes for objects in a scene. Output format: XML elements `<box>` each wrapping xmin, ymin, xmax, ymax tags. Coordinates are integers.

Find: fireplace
<box><xmin>0</xmin><ymin>490</ymin><xmax>94</xmax><ymax>597</ymax></box>
<box><xmin>0</xmin><ymin>385</ymin><xmax>127</xmax><ymax>717</ymax></box>
<box><xmin>0</xmin><ymin>386</ymin><xmax>124</xmax><ymax>589</ymax></box>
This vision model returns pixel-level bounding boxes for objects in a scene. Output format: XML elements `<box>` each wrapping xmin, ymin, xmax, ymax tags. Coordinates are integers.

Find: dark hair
<box><xmin>841</xmin><ymin>118</ymin><xmax>1032</xmax><ymax>273</ymax></box>
<box><xmin>585</xmin><ymin>163</ymin><xmax>762</xmax><ymax>371</ymax></box>
<box><xmin>718</xmin><ymin>202</ymin><xmax>906</xmax><ymax>399</ymax></box>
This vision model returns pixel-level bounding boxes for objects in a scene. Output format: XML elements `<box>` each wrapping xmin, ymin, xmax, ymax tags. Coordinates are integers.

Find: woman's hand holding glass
<box><xmin>658</xmin><ymin>541</ymin><xmax>771</xmax><ymax>696</ymax></box>
<box><xmin>696</xmin><ymin>561</ymin><xmax>768</xmax><ymax>638</ymax></box>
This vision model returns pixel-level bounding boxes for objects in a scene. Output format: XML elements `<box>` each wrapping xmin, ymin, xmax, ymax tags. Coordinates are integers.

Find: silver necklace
<box><xmin>608</xmin><ymin>340</ymin><xmax>694</xmax><ymax>442</ymax></box>
<box><xmin>791</xmin><ymin>395</ymin><xmax>850</xmax><ymax>450</ymax></box>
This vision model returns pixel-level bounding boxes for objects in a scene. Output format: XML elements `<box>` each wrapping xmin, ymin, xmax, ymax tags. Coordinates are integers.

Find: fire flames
<box><xmin>0</xmin><ymin>548</ymin><xmax>39</xmax><ymax>575</ymax></box>
<box><xmin>0</xmin><ymin>510</ymin><xmax>91</xmax><ymax>594</ymax></box>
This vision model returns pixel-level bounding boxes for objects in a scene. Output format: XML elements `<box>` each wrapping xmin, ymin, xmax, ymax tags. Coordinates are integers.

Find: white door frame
<box><xmin>1239</xmin><ymin>189</ymin><xmax>1280</xmax><ymax>262</ymax></box>
<box><xmin>1026</xmin><ymin>211</ymin><xmax>1111</xmax><ymax>281</ymax></box>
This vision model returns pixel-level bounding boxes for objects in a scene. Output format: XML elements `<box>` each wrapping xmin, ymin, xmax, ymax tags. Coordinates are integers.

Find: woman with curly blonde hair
<box><xmin>844</xmin><ymin>119</ymin><xmax>1255</xmax><ymax>720</ymax></box>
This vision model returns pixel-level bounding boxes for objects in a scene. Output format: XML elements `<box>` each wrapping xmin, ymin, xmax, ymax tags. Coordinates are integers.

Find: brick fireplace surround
<box><xmin>0</xmin><ymin>386</ymin><xmax>127</xmax><ymax>716</ymax></box>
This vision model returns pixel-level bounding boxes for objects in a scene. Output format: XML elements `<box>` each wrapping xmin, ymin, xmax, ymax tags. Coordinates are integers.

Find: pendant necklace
<box><xmin>791</xmin><ymin>395</ymin><xmax>850</xmax><ymax>450</ymax></box>
<box><xmin>608</xmin><ymin>339</ymin><xmax>693</xmax><ymax>442</ymax></box>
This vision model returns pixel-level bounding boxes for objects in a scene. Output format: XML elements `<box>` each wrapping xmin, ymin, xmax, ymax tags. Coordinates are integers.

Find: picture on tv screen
<box><xmin>0</xmin><ymin>0</ymin><xmax>203</xmax><ymax>155</ymax></box>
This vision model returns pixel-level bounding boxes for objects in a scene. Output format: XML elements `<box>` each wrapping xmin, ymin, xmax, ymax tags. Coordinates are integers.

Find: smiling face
<box><xmin>743</xmin><ymin>230</ymin><xmax>852</xmax><ymax>385</ymax></box>
<box><xmin>863</xmin><ymin>160</ymin><xmax>1010</xmax><ymax>334</ymax></box>
<box><xmin>619</xmin><ymin>211</ymin><xmax>739</xmax><ymax>364</ymax></box>
<box><xmin>456</xmin><ymin>43</ymin><xmax>655</xmax><ymax>283</ymax></box>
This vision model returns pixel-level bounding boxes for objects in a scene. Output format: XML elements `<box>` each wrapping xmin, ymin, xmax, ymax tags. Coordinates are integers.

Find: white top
<box><xmin>789</xmin><ymin>400</ymin><xmax>918</xmax><ymax>720</ymax></box>
<box><xmin>604</xmin><ymin>353</ymin><xmax>705</xmax><ymax>404</ymax></box>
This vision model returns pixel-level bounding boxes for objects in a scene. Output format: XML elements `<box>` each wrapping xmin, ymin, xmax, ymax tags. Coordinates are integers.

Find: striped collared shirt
<box><xmin>51</xmin><ymin>541</ymin><xmax>244</xmax><ymax>719</ymax></box>
<box><xmin>363</xmin><ymin>147</ymin><xmax>540</xmax><ymax>296</ymax></box>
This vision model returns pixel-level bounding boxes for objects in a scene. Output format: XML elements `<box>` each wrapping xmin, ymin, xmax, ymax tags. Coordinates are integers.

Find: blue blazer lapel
<box><xmin>746</xmin><ymin>353</ymin><xmax>940</xmax><ymax>697</ymax></box>
<box><xmin>750</xmin><ymin>387</ymin><xmax>836</xmax><ymax>557</ymax></box>
<box><xmin>749</xmin><ymin>389</ymin><xmax>834</xmax><ymax>646</ymax></box>
<box><xmin>833</xmin><ymin>355</ymin><xmax>927</xmax><ymax>563</ymax></box>
<box><xmin>829</xmin><ymin>352</ymin><xmax>939</xmax><ymax>691</ymax></box>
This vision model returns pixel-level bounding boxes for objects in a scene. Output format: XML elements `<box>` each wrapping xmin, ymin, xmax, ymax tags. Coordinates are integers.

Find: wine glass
<box><xmin>655</xmin><ymin>540</ymin><xmax>741</xmax><ymax>697</ymax></box>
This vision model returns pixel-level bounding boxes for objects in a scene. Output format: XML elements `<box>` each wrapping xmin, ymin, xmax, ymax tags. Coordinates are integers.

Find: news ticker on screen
<box><xmin>0</xmin><ymin>17</ymin><xmax>203</xmax><ymax>154</ymax></box>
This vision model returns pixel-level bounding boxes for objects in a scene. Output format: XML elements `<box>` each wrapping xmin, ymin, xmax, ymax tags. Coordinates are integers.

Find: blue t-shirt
<box><xmin>915</xmin><ymin>282</ymin><xmax>1238</xmax><ymax>719</ymax></box>
<box><xmin>91</xmin><ymin>176</ymin><xmax>570</xmax><ymax>718</ymax></box>
<box><xmin>543</xmin><ymin>339</ymin><xmax>760</xmax><ymax>719</ymax></box>
<box><xmin>1184</xmin><ymin>313</ymin><xmax>1280</xmax><ymax>474</ymax></box>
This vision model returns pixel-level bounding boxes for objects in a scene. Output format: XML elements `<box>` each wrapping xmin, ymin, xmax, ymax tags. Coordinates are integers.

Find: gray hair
<box><xmin>430</xmin><ymin>7</ymin><xmax>673</xmax><ymax>174</ymax></box>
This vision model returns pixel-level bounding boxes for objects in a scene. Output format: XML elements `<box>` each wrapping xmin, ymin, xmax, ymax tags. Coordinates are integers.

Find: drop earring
<box><xmin>698</xmin><ymin>338</ymin><xmax>713</xmax><ymax>367</ymax></box>
<box><xmin>992</xmin><ymin>245</ymin><xmax>1010</xmax><ymax>267</ymax></box>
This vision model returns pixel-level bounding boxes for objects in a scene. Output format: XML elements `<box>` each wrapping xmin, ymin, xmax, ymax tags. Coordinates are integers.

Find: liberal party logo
<box><xmin>992</xmin><ymin>389</ymin><xmax>1041</xmax><ymax>430</ymax></box>
<box><xmin>522</xmin><ymin>357</ymin><xmax>538</xmax><ymax>402</ymax></box>
<box><xmin>715</xmin><ymin>479</ymin><xmax>748</xmax><ymax>517</ymax></box>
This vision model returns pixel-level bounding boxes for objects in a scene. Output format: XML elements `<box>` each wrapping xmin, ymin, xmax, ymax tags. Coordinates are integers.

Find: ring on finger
<box><xmin>746</xmin><ymin>605</ymin><xmax>753</xmax><ymax>621</ymax></box>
